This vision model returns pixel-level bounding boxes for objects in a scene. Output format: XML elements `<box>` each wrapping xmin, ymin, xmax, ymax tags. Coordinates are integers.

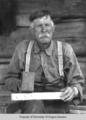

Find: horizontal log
<box><xmin>0</xmin><ymin>91</ymin><xmax>11</xmax><ymax>104</ymax></box>
<box><xmin>17</xmin><ymin>0</ymin><xmax>86</xmax><ymax>16</ymax></box>
<box><xmin>69</xmin><ymin>105</ymin><xmax>86</xmax><ymax>111</ymax></box>
<box><xmin>0</xmin><ymin>65</ymin><xmax>8</xmax><ymax>84</ymax></box>
<box><xmin>54</xmin><ymin>19</ymin><xmax>84</xmax><ymax>39</ymax></box>
<box><xmin>0</xmin><ymin>18</ymin><xmax>86</xmax><ymax>56</ymax></box>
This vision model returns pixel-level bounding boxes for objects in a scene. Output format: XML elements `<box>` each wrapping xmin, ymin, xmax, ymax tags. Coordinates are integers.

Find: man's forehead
<box><xmin>33</xmin><ymin>15</ymin><xmax>53</xmax><ymax>24</ymax></box>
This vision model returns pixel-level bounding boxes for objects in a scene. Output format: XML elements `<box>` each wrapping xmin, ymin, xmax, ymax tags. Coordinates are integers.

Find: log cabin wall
<box><xmin>0</xmin><ymin>0</ymin><xmax>86</xmax><ymax>113</ymax></box>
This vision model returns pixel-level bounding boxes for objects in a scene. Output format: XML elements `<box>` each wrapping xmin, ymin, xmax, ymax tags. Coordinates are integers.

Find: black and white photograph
<box><xmin>0</xmin><ymin>0</ymin><xmax>86</xmax><ymax>119</ymax></box>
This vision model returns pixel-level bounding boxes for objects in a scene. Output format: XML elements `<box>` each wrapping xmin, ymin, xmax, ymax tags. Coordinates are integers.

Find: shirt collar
<box><xmin>33</xmin><ymin>40</ymin><xmax>54</xmax><ymax>56</ymax></box>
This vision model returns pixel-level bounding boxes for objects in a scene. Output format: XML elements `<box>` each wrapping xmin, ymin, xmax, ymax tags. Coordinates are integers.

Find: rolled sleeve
<box><xmin>63</xmin><ymin>43</ymin><xmax>85</xmax><ymax>105</ymax></box>
<box><xmin>3</xmin><ymin>45</ymin><xmax>22</xmax><ymax>92</ymax></box>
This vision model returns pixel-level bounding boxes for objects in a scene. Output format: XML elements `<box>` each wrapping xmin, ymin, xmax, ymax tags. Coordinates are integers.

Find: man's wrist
<box><xmin>72</xmin><ymin>87</ymin><xmax>79</xmax><ymax>97</ymax></box>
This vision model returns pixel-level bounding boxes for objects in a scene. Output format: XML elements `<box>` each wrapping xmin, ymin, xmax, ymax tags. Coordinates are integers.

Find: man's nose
<box><xmin>41</xmin><ymin>24</ymin><xmax>47</xmax><ymax>32</ymax></box>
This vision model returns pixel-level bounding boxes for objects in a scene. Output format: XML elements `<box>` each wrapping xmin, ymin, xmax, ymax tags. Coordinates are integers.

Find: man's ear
<box><xmin>52</xmin><ymin>24</ymin><xmax>55</xmax><ymax>33</ymax></box>
<box><xmin>30</xmin><ymin>22</ymin><xmax>34</xmax><ymax>28</ymax></box>
<box><xmin>29</xmin><ymin>23</ymin><xmax>34</xmax><ymax>33</ymax></box>
<box><xmin>29</xmin><ymin>23</ymin><xmax>36</xmax><ymax>39</ymax></box>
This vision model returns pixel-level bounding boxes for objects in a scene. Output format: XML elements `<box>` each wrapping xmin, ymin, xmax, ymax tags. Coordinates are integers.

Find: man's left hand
<box><xmin>60</xmin><ymin>87</ymin><xmax>78</xmax><ymax>102</ymax></box>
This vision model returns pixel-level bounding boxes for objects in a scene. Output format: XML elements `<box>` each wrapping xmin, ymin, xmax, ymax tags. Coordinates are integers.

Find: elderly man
<box><xmin>4</xmin><ymin>9</ymin><xmax>84</xmax><ymax>113</ymax></box>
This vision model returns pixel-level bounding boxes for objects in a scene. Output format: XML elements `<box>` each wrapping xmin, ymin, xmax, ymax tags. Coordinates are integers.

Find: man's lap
<box><xmin>7</xmin><ymin>100</ymin><xmax>69</xmax><ymax>113</ymax></box>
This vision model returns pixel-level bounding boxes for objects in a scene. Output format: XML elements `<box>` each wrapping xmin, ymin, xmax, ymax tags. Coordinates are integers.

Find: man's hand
<box><xmin>60</xmin><ymin>87</ymin><xmax>78</xmax><ymax>102</ymax></box>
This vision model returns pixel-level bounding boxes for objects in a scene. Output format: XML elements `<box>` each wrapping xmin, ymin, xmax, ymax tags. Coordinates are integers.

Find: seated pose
<box><xmin>3</xmin><ymin>9</ymin><xmax>84</xmax><ymax>113</ymax></box>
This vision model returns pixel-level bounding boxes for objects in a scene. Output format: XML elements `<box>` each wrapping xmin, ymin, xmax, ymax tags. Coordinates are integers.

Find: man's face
<box><xmin>31</xmin><ymin>15</ymin><xmax>55</xmax><ymax>44</ymax></box>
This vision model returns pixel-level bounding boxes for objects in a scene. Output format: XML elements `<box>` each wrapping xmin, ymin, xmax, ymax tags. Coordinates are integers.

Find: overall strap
<box><xmin>25</xmin><ymin>40</ymin><xmax>34</xmax><ymax>72</ymax></box>
<box><xmin>57</xmin><ymin>41</ymin><xmax>64</xmax><ymax>77</ymax></box>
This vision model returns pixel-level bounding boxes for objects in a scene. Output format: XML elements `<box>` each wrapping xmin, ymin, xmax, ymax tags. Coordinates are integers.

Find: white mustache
<box><xmin>39</xmin><ymin>33</ymin><xmax>50</xmax><ymax>38</ymax></box>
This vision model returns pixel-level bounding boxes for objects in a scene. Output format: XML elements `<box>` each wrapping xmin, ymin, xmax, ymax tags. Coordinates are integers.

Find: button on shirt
<box><xmin>30</xmin><ymin>40</ymin><xmax>60</xmax><ymax>83</ymax></box>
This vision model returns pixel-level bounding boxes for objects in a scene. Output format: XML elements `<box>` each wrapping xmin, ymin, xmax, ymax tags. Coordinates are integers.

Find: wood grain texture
<box><xmin>17</xmin><ymin>0</ymin><xmax>86</xmax><ymax>16</ymax></box>
<box><xmin>0</xmin><ymin>18</ymin><xmax>85</xmax><ymax>55</ymax></box>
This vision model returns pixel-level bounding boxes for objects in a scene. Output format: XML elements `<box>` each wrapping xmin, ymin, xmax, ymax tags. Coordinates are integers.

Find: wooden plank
<box><xmin>0</xmin><ymin>20</ymin><xmax>85</xmax><ymax>56</ymax></box>
<box><xmin>17</xmin><ymin>0</ymin><xmax>86</xmax><ymax>16</ymax></box>
<box><xmin>54</xmin><ymin>19</ymin><xmax>84</xmax><ymax>39</ymax></box>
<box><xmin>0</xmin><ymin>65</ymin><xmax>8</xmax><ymax>84</ymax></box>
<box><xmin>16</xmin><ymin>15</ymin><xmax>30</xmax><ymax>27</ymax></box>
<box><xmin>69</xmin><ymin>105</ymin><xmax>86</xmax><ymax>111</ymax></box>
<box><xmin>0</xmin><ymin>91</ymin><xmax>11</xmax><ymax>105</ymax></box>
<box><xmin>0</xmin><ymin>91</ymin><xmax>86</xmax><ymax>104</ymax></box>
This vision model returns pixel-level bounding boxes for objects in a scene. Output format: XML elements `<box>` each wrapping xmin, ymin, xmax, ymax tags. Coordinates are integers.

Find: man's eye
<box><xmin>36</xmin><ymin>24</ymin><xmax>42</xmax><ymax>28</ymax></box>
<box><xmin>36</xmin><ymin>23</ymin><xmax>51</xmax><ymax>28</ymax></box>
<box><xmin>45</xmin><ymin>23</ymin><xmax>50</xmax><ymax>27</ymax></box>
